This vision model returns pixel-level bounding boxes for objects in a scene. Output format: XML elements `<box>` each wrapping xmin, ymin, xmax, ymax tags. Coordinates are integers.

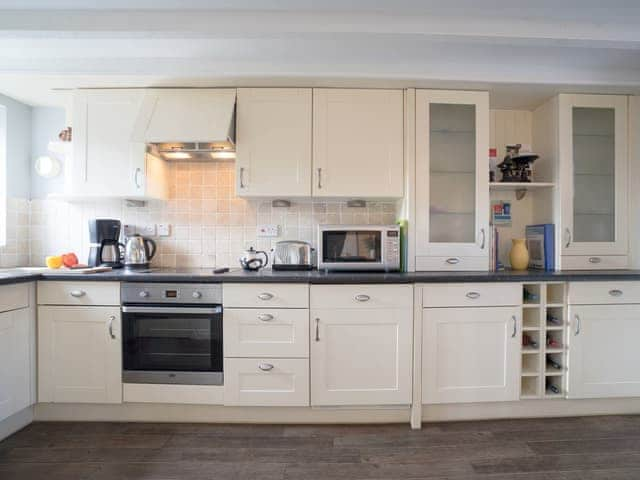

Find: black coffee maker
<box><xmin>88</xmin><ymin>219</ymin><xmax>125</xmax><ymax>268</ymax></box>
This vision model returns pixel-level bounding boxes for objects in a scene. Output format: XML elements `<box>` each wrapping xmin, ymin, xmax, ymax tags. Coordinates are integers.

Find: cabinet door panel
<box><xmin>313</xmin><ymin>89</ymin><xmax>403</xmax><ymax>198</ymax></box>
<box><xmin>311</xmin><ymin>307</ymin><xmax>412</xmax><ymax>406</ymax></box>
<box><xmin>38</xmin><ymin>306</ymin><xmax>122</xmax><ymax>404</ymax></box>
<box><xmin>568</xmin><ymin>305</ymin><xmax>640</xmax><ymax>398</ymax></box>
<box><xmin>0</xmin><ymin>309</ymin><xmax>30</xmax><ymax>421</ymax></box>
<box><xmin>423</xmin><ymin>307</ymin><xmax>520</xmax><ymax>404</ymax></box>
<box><xmin>236</xmin><ymin>88</ymin><xmax>312</xmax><ymax>197</ymax></box>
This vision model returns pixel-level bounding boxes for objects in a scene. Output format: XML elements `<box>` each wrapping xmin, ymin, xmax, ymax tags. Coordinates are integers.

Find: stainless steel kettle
<box><xmin>239</xmin><ymin>247</ymin><xmax>268</xmax><ymax>271</ymax></box>
<box><xmin>124</xmin><ymin>234</ymin><xmax>157</xmax><ymax>269</ymax></box>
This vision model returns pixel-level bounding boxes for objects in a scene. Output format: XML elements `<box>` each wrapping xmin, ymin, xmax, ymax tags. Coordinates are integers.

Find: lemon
<box><xmin>46</xmin><ymin>255</ymin><xmax>64</xmax><ymax>269</ymax></box>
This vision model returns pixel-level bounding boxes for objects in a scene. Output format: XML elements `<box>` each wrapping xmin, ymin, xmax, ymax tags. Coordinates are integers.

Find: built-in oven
<box><xmin>318</xmin><ymin>224</ymin><xmax>401</xmax><ymax>272</ymax></box>
<box><xmin>121</xmin><ymin>283</ymin><xmax>223</xmax><ymax>385</ymax></box>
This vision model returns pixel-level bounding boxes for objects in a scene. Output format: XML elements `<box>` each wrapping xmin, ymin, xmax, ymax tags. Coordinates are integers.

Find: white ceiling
<box><xmin>1</xmin><ymin>1</ymin><xmax>639</xmax><ymax>109</ymax></box>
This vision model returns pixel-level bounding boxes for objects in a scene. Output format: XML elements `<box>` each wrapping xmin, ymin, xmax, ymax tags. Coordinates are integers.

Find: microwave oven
<box><xmin>318</xmin><ymin>225</ymin><xmax>401</xmax><ymax>272</ymax></box>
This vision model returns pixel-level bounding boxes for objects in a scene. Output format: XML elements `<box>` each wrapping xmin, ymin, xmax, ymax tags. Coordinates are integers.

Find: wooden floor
<box><xmin>2</xmin><ymin>416</ymin><xmax>640</xmax><ymax>479</ymax></box>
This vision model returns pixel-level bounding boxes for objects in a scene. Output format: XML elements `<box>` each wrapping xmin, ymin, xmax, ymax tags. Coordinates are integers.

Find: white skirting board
<box><xmin>0</xmin><ymin>406</ymin><xmax>34</xmax><ymax>441</ymax></box>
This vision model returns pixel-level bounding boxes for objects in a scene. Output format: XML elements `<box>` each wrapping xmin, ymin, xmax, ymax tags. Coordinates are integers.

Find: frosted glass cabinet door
<box><xmin>415</xmin><ymin>90</ymin><xmax>489</xmax><ymax>267</ymax></box>
<box><xmin>559</xmin><ymin>94</ymin><xmax>628</xmax><ymax>258</ymax></box>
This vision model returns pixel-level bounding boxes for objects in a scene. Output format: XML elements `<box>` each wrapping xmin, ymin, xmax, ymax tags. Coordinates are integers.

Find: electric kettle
<box><xmin>239</xmin><ymin>247</ymin><xmax>269</xmax><ymax>271</ymax></box>
<box><xmin>124</xmin><ymin>234</ymin><xmax>157</xmax><ymax>269</ymax></box>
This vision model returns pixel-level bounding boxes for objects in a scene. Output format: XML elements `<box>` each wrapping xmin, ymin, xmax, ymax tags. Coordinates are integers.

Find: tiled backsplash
<box><xmin>29</xmin><ymin>161</ymin><xmax>399</xmax><ymax>268</ymax></box>
<box><xmin>0</xmin><ymin>198</ymin><xmax>30</xmax><ymax>267</ymax></box>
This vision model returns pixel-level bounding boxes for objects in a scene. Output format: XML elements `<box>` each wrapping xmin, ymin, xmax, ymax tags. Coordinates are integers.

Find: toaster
<box><xmin>271</xmin><ymin>240</ymin><xmax>314</xmax><ymax>271</ymax></box>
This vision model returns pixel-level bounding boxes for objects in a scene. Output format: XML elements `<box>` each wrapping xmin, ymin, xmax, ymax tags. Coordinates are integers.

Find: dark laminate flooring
<box><xmin>2</xmin><ymin>416</ymin><xmax>640</xmax><ymax>479</ymax></box>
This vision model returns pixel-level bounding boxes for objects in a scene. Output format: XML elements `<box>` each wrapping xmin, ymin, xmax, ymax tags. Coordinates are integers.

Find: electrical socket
<box><xmin>141</xmin><ymin>224</ymin><xmax>157</xmax><ymax>237</ymax></box>
<box><xmin>257</xmin><ymin>224</ymin><xmax>279</xmax><ymax>237</ymax></box>
<box><xmin>123</xmin><ymin>224</ymin><xmax>136</xmax><ymax>237</ymax></box>
<box><xmin>157</xmin><ymin>224</ymin><xmax>171</xmax><ymax>237</ymax></box>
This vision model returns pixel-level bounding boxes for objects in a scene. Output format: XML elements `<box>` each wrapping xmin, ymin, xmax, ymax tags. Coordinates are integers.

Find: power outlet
<box><xmin>157</xmin><ymin>224</ymin><xmax>171</xmax><ymax>237</ymax></box>
<box><xmin>123</xmin><ymin>224</ymin><xmax>136</xmax><ymax>237</ymax></box>
<box><xmin>257</xmin><ymin>224</ymin><xmax>279</xmax><ymax>237</ymax></box>
<box><xmin>141</xmin><ymin>224</ymin><xmax>157</xmax><ymax>237</ymax></box>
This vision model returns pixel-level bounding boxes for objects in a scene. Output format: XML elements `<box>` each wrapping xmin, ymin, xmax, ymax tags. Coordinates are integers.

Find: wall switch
<box><xmin>257</xmin><ymin>224</ymin><xmax>279</xmax><ymax>237</ymax></box>
<box><xmin>123</xmin><ymin>224</ymin><xmax>136</xmax><ymax>237</ymax></box>
<box><xmin>157</xmin><ymin>224</ymin><xmax>171</xmax><ymax>237</ymax></box>
<box><xmin>141</xmin><ymin>224</ymin><xmax>157</xmax><ymax>237</ymax></box>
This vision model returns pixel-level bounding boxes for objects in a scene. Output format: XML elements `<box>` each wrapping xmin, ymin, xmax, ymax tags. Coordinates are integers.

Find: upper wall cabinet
<box><xmin>71</xmin><ymin>90</ymin><xmax>168</xmax><ymax>200</ymax></box>
<box><xmin>236</xmin><ymin>88</ymin><xmax>312</xmax><ymax>197</ymax></box>
<box><xmin>557</xmin><ymin>94</ymin><xmax>629</xmax><ymax>269</ymax></box>
<box><xmin>415</xmin><ymin>90</ymin><xmax>490</xmax><ymax>271</ymax></box>
<box><xmin>312</xmin><ymin>89</ymin><xmax>404</xmax><ymax>198</ymax></box>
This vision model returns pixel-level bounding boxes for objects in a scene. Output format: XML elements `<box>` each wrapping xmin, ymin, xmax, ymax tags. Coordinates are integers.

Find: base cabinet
<box><xmin>38</xmin><ymin>306</ymin><xmax>122</xmax><ymax>404</ymax></box>
<box><xmin>0</xmin><ymin>308</ymin><xmax>32</xmax><ymax>421</ymax></box>
<box><xmin>423</xmin><ymin>306</ymin><xmax>521</xmax><ymax>404</ymax></box>
<box><xmin>568</xmin><ymin>305</ymin><xmax>640</xmax><ymax>398</ymax></box>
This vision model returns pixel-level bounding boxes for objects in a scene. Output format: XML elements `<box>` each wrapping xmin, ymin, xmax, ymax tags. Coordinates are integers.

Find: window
<box><xmin>0</xmin><ymin>104</ymin><xmax>6</xmax><ymax>247</ymax></box>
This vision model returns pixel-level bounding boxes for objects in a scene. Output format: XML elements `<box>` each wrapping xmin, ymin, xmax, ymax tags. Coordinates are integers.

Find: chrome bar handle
<box><xmin>134</xmin><ymin>168</ymin><xmax>142</xmax><ymax>189</ymax></box>
<box><xmin>258</xmin><ymin>363</ymin><xmax>274</xmax><ymax>372</ymax></box>
<box><xmin>609</xmin><ymin>289</ymin><xmax>623</xmax><ymax>297</ymax></box>
<box><xmin>257</xmin><ymin>292</ymin><xmax>274</xmax><ymax>301</ymax></box>
<box><xmin>69</xmin><ymin>290</ymin><xmax>85</xmax><ymax>298</ymax></box>
<box><xmin>589</xmin><ymin>257</ymin><xmax>602</xmax><ymax>264</ymax></box>
<box><xmin>574</xmin><ymin>314</ymin><xmax>581</xmax><ymax>336</ymax></box>
<box><xmin>466</xmin><ymin>292</ymin><xmax>480</xmax><ymax>300</ymax></box>
<box><xmin>315</xmin><ymin>318</ymin><xmax>320</xmax><ymax>342</ymax></box>
<box><xmin>239</xmin><ymin>167</ymin><xmax>245</xmax><ymax>189</ymax></box>
<box><xmin>257</xmin><ymin>313</ymin><xmax>274</xmax><ymax>322</ymax></box>
<box><xmin>108</xmin><ymin>315</ymin><xmax>116</xmax><ymax>340</ymax></box>
<box><xmin>480</xmin><ymin>228</ymin><xmax>486</xmax><ymax>250</ymax></box>
<box><xmin>565</xmin><ymin>228</ymin><xmax>572</xmax><ymax>248</ymax></box>
<box><xmin>446</xmin><ymin>257</ymin><xmax>460</xmax><ymax>265</ymax></box>
<box><xmin>317</xmin><ymin>168</ymin><xmax>322</xmax><ymax>189</ymax></box>
<box><xmin>354</xmin><ymin>294</ymin><xmax>370</xmax><ymax>302</ymax></box>
<box><xmin>511</xmin><ymin>315</ymin><xmax>517</xmax><ymax>338</ymax></box>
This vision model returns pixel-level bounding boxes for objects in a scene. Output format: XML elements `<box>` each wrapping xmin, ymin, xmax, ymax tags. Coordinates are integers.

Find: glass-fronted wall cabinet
<box><xmin>558</xmin><ymin>94</ymin><xmax>628</xmax><ymax>269</ymax></box>
<box><xmin>415</xmin><ymin>90</ymin><xmax>490</xmax><ymax>271</ymax></box>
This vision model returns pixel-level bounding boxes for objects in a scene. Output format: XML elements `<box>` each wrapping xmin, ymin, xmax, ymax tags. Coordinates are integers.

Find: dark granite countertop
<box><xmin>3</xmin><ymin>267</ymin><xmax>640</xmax><ymax>285</ymax></box>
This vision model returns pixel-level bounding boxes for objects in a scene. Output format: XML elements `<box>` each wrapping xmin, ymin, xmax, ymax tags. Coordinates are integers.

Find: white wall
<box><xmin>30</xmin><ymin>107</ymin><xmax>66</xmax><ymax>199</ymax></box>
<box><xmin>0</xmin><ymin>93</ymin><xmax>31</xmax><ymax>199</ymax></box>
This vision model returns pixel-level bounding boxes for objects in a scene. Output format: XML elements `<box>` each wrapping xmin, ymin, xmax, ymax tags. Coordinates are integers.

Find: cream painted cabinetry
<box><xmin>568</xmin><ymin>282</ymin><xmax>640</xmax><ymax>398</ymax></box>
<box><xmin>37</xmin><ymin>282</ymin><xmax>122</xmax><ymax>404</ymax></box>
<box><xmin>236</xmin><ymin>88</ymin><xmax>312</xmax><ymax>197</ymax></box>
<box><xmin>0</xmin><ymin>283</ymin><xmax>34</xmax><ymax>423</ymax></box>
<box><xmin>312</xmin><ymin>89</ymin><xmax>404</xmax><ymax>198</ymax></box>
<box><xmin>71</xmin><ymin>89</ymin><xmax>168</xmax><ymax>199</ymax></box>
<box><xmin>422</xmin><ymin>283</ymin><xmax>521</xmax><ymax>404</ymax></box>
<box><xmin>310</xmin><ymin>285</ymin><xmax>413</xmax><ymax>406</ymax></box>
<box><xmin>415</xmin><ymin>90</ymin><xmax>490</xmax><ymax>271</ymax></box>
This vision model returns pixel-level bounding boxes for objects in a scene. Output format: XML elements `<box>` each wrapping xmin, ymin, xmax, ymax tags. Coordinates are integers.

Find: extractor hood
<box><xmin>133</xmin><ymin>89</ymin><xmax>237</xmax><ymax>160</ymax></box>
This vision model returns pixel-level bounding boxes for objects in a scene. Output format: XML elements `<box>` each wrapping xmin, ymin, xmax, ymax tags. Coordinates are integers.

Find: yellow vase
<box><xmin>509</xmin><ymin>238</ymin><xmax>529</xmax><ymax>270</ymax></box>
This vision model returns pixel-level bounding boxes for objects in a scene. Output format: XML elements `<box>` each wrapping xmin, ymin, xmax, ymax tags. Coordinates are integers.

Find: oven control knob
<box><xmin>139</xmin><ymin>291</ymin><xmax>150</xmax><ymax>298</ymax></box>
<box><xmin>192</xmin><ymin>291</ymin><xmax>202</xmax><ymax>299</ymax></box>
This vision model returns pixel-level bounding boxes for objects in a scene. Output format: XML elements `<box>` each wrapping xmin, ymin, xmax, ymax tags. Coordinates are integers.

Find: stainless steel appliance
<box><xmin>318</xmin><ymin>225</ymin><xmax>400</xmax><ymax>272</ymax></box>
<box><xmin>272</xmin><ymin>240</ymin><xmax>314</xmax><ymax>271</ymax></box>
<box><xmin>88</xmin><ymin>218</ymin><xmax>125</xmax><ymax>268</ymax></box>
<box><xmin>121</xmin><ymin>283</ymin><xmax>223</xmax><ymax>385</ymax></box>
<box><xmin>239</xmin><ymin>247</ymin><xmax>268</xmax><ymax>271</ymax></box>
<box><xmin>124</xmin><ymin>234</ymin><xmax>157</xmax><ymax>269</ymax></box>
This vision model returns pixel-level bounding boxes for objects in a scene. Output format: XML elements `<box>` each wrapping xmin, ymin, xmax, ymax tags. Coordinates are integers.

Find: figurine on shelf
<box><xmin>497</xmin><ymin>144</ymin><xmax>539</xmax><ymax>183</ymax></box>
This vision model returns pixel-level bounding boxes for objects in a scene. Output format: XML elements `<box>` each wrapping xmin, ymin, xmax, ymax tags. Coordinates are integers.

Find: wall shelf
<box><xmin>490</xmin><ymin>182</ymin><xmax>555</xmax><ymax>200</ymax></box>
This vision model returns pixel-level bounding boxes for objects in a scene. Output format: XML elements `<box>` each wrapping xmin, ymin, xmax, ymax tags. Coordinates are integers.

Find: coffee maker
<box><xmin>88</xmin><ymin>219</ymin><xmax>125</xmax><ymax>268</ymax></box>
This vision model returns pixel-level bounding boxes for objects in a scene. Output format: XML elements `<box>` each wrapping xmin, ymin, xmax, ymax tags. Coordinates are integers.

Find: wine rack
<box><xmin>520</xmin><ymin>282</ymin><xmax>567</xmax><ymax>399</ymax></box>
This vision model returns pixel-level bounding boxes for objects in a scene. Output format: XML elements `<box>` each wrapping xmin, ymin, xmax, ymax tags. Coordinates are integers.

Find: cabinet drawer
<box><xmin>223</xmin><ymin>284</ymin><xmax>309</xmax><ymax>308</ymax></box>
<box><xmin>422</xmin><ymin>283</ymin><xmax>521</xmax><ymax>307</ymax></box>
<box><xmin>562</xmin><ymin>255</ymin><xmax>629</xmax><ymax>270</ymax></box>
<box><xmin>416</xmin><ymin>256</ymin><xmax>488</xmax><ymax>272</ymax></box>
<box><xmin>310</xmin><ymin>284</ymin><xmax>412</xmax><ymax>309</ymax></box>
<box><xmin>224</xmin><ymin>309</ymin><xmax>309</xmax><ymax>358</ymax></box>
<box><xmin>37</xmin><ymin>281</ymin><xmax>120</xmax><ymax>306</ymax></box>
<box><xmin>0</xmin><ymin>283</ymin><xmax>29</xmax><ymax>312</ymax></box>
<box><xmin>569</xmin><ymin>282</ymin><xmax>640</xmax><ymax>305</ymax></box>
<box><xmin>224</xmin><ymin>358</ymin><xmax>309</xmax><ymax>406</ymax></box>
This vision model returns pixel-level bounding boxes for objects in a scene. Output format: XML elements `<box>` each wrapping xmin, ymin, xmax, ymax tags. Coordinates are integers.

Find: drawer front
<box><xmin>310</xmin><ymin>284</ymin><xmax>413</xmax><ymax>309</ymax></box>
<box><xmin>223</xmin><ymin>284</ymin><xmax>309</xmax><ymax>308</ymax></box>
<box><xmin>224</xmin><ymin>309</ymin><xmax>309</xmax><ymax>358</ymax></box>
<box><xmin>416</xmin><ymin>256</ymin><xmax>488</xmax><ymax>272</ymax></box>
<box><xmin>224</xmin><ymin>358</ymin><xmax>309</xmax><ymax>406</ymax></box>
<box><xmin>422</xmin><ymin>283</ymin><xmax>522</xmax><ymax>307</ymax></box>
<box><xmin>0</xmin><ymin>283</ymin><xmax>29</xmax><ymax>312</ymax></box>
<box><xmin>569</xmin><ymin>282</ymin><xmax>640</xmax><ymax>305</ymax></box>
<box><xmin>37</xmin><ymin>281</ymin><xmax>120</xmax><ymax>306</ymax></box>
<box><xmin>562</xmin><ymin>255</ymin><xmax>629</xmax><ymax>270</ymax></box>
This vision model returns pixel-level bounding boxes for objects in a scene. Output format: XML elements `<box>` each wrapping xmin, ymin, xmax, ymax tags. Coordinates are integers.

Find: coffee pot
<box><xmin>239</xmin><ymin>247</ymin><xmax>269</xmax><ymax>271</ymax></box>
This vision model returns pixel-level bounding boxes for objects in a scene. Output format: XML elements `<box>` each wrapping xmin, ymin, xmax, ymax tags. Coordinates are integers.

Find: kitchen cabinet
<box><xmin>415</xmin><ymin>90</ymin><xmax>490</xmax><ymax>271</ymax></box>
<box><xmin>71</xmin><ymin>89</ymin><xmax>168</xmax><ymax>199</ymax></box>
<box><xmin>312</xmin><ymin>89</ymin><xmax>404</xmax><ymax>198</ymax></box>
<box><xmin>236</xmin><ymin>88</ymin><xmax>312</xmax><ymax>197</ymax></box>
<box><xmin>558</xmin><ymin>94</ymin><xmax>629</xmax><ymax>269</ymax></box>
<box><xmin>310</xmin><ymin>285</ymin><xmax>412</xmax><ymax>406</ymax></box>
<box><xmin>0</xmin><ymin>308</ymin><xmax>32</xmax><ymax>422</ymax></box>
<box><xmin>422</xmin><ymin>306</ymin><xmax>521</xmax><ymax>404</ymax></box>
<box><xmin>38</xmin><ymin>306</ymin><xmax>122</xmax><ymax>404</ymax></box>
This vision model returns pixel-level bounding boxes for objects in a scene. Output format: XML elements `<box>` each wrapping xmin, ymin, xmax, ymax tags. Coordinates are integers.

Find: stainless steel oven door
<box><xmin>122</xmin><ymin>306</ymin><xmax>223</xmax><ymax>385</ymax></box>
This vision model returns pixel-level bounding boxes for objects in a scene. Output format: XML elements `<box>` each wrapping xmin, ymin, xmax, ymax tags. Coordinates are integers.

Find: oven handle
<box><xmin>122</xmin><ymin>306</ymin><xmax>222</xmax><ymax>314</ymax></box>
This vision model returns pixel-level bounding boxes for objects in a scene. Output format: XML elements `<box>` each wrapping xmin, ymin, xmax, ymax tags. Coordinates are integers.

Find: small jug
<box><xmin>239</xmin><ymin>247</ymin><xmax>269</xmax><ymax>271</ymax></box>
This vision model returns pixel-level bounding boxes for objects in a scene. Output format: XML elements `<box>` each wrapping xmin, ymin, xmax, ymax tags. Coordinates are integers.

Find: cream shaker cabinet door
<box><xmin>312</xmin><ymin>89</ymin><xmax>404</xmax><ymax>198</ymax></box>
<box><xmin>559</xmin><ymin>94</ymin><xmax>628</xmax><ymax>263</ymax></box>
<box><xmin>72</xmin><ymin>90</ymin><xmax>147</xmax><ymax>197</ymax></box>
<box><xmin>415</xmin><ymin>90</ymin><xmax>490</xmax><ymax>269</ymax></box>
<box><xmin>38</xmin><ymin>306</ymin><xmax>122</xmax><ymax>404</ymax></box>
<box><xmin>236</xmin><ymin>88</ymin><xmax>312</xmax><ymax>197</ymax></box>
<box><xmin>0</xmin><ymin>309</ymin><xmax>31</xmax><ymax>421</ymax></box>
<box><xmin>310</xmin><ymin>307</ymin><xmax>412</xmax><ymax>406</ymax></box>
<box><xmin>568</xmin><ymin>305</ymin><xmax>640</xmax><ymax>399</ymax></box>
<box><xmin>422</xmin><ymin>307</ymin><xmax>521</xmax><ymax>404</ymax></box>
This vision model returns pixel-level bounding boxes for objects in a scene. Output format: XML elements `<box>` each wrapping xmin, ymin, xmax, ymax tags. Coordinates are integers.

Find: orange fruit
<box><xmin>46</xmin><ymin>255</ymin><xmax>64</xmax><ymax>269</ymax></box>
